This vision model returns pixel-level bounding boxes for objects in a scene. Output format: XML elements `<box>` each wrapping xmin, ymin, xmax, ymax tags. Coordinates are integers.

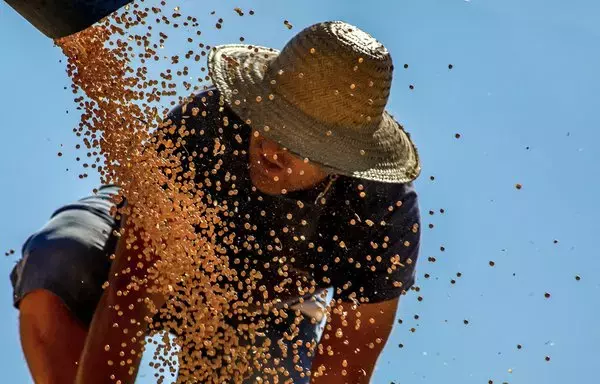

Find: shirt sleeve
<box><xmin>327</xmin><ymin>181</ymin><xmax>421</xmax><ymax>304</ymax></box>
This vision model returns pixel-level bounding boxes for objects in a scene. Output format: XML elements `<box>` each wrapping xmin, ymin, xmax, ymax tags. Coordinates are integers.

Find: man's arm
<box><xmin>311</xmin><ymin>297</ymin><xmax>400</xmax><ymax>384</ymax></box>
<box><xmin>75</xmin><ymin>215</ymin><xmax>166</xmax><ymax>384</ymax></box>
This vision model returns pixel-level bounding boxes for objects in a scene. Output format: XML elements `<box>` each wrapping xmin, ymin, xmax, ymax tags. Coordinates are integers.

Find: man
<box><xmin>11</xmin><ymin>21</ymin><xmax>422</xmax><ymax>383</ymax></box>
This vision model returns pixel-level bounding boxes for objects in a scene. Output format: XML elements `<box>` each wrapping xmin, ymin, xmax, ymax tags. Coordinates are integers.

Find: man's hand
<box><xmin>311</xmin><ymin>297</ymin><xmax>400</xmax><ymax>384</ymax></box>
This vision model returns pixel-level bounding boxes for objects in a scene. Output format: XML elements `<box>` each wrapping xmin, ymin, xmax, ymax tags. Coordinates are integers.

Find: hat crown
<box><xmin>265</xmin><ymin>21</ymin><xmax>394</xmax><ymax>130</ymax></box>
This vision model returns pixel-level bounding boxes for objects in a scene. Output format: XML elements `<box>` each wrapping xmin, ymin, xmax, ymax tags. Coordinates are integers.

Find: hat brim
<box><xmin>208</xmin><ymin>44</ymin><xmax>421</xmax><ymax>184</ymax></box>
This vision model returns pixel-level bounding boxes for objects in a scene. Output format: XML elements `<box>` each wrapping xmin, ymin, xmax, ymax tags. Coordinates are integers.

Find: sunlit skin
<box><xmin>248</xmin><ymin>129</ymin><xmax>330</xmax><ymax>195</ymax></box>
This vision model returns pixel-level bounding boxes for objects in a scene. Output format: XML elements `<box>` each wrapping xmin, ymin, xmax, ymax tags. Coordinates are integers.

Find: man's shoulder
<box><xmin>334</xmin><ymin>177</ymin><xmax>419</xmax><ymax>215</ymax></box>
<box><xmin>166</xmin><ymin>86</ymin><xmax>222</xmax><ymax>120</ymax></box>
<box><xmin>321</xmin><ymin>177</ymin><xmax>419</xmax><ymax>245</ymax></box>
<box><xmin>158</xmin><ymin>86</ymin><xmax>247</xmax><ymax>142</ymax></box>
<box><xmin>190</xmin><ymin>87</ymin><xmax>222</xmax><ymax>107</ymax></box>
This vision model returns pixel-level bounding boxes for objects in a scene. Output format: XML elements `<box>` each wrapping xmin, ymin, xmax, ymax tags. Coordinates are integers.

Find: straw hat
<box><xmin>208</xmin><ymin>20</ymin><xmax>421</xmax><ymax>183</ymax></box>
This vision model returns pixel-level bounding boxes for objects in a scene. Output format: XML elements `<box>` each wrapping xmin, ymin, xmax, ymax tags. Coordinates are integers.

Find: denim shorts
<box><xmin>9</xmin><ymin>185</ymin><xmax>326</xmax><ymax>383</ymax></box>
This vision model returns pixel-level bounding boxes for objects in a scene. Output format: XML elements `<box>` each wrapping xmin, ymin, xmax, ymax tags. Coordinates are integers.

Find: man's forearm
<box><xmin>310</xmin><ymin>358</ymin><xmax>372</xmax><ymax>384</ymax></box>
<box><xmin>74</xmin><ymin>283</ymin><xmax>150</xmax><ymax>384</ymax></box>
<box><xmin>309</xmin><ymin>329</ymin><xmax>375</xmax><ymax>384</ymax></box>
<box><xmin>310</xmin><ymin>298</ymin><xmax>399</xmax><ymax>384</ymax></box>
<box><xmin>75</xmin><ymin>221</ymin><xmax>164</xmax><ymax>384</ymax></box>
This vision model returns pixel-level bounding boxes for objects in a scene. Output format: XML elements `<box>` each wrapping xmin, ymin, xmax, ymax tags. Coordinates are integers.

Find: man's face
<box><xmin>248</xmin><ymin>129</ymin><xmax>329</xmax><ymax>195</ymax></box>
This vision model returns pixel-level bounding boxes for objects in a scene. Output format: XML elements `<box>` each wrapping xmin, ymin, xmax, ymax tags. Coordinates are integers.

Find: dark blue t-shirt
<box><xmin>152</xmin><ymin>88</ymin><xmax>421</xmax><ymax>304</ymax></box>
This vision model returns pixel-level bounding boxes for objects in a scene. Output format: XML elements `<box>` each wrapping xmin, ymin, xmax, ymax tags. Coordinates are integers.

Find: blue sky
<box><xmin>1</xmin><ymin>0</ymin><xmax>599</xmax><ymax>382</ymax></box>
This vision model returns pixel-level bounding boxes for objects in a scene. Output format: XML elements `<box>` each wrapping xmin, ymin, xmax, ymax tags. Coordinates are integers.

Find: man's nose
<box><xmin>260</xmin><ymin>138</ymin><xmax>287</xmax><ymax>166</ymax></box>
